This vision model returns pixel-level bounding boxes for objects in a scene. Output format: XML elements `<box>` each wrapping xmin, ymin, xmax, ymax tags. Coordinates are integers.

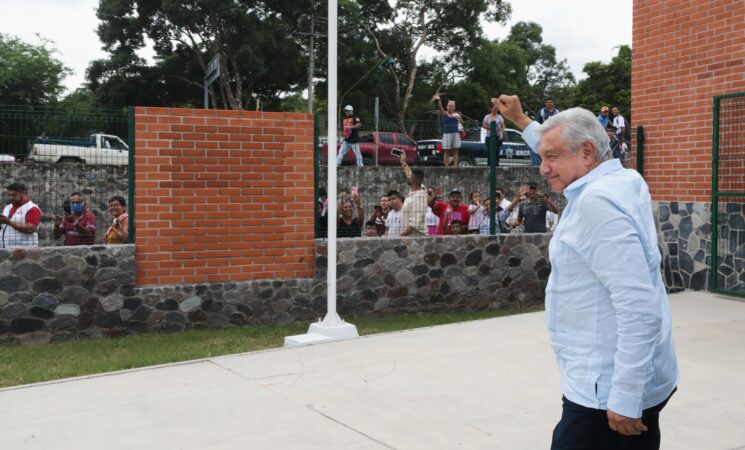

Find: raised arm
<box><xmin>433</xmin><ymin>94</ymin><xmax>446</xmax><ymax>116</ymax></box>
<box><xmin>494</xmin><ymin>95</ymin><xmax>533</xmax><ymax>131</ymax></box>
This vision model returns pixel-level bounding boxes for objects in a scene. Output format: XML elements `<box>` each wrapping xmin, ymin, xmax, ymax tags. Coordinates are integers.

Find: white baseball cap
<box><xmin>344</xmin><ymin>105</ymin><xmax>353</xmax><ymax>111</ymax></box>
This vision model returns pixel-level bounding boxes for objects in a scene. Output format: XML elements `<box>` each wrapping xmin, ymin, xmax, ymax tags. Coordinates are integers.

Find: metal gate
<box><xmin>711</xmin><ymin>92</ymin><xmax>745</xmax><ymax>297</ymax></box>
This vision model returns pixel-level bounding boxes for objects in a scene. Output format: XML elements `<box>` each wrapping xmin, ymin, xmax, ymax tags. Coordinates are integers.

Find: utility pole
<box><xmin>308</xmin><ymin>16</ymin><xmax>315</xmax><ymax>113</ymax></box>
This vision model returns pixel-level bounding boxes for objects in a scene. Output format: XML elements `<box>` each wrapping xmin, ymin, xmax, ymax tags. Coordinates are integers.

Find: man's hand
<box><xmin>494</xmin><ymin>95</ymin><xmax>533</xmax><ymax>130</ymax></box>
<box><xmin>54</xmin><ymin>215</ymin><xmax>63</xmax><ymax>226</ymax></box>
<box><xmin>607</xmin><ymin>409</ymin><xmax>647</xmax><ymax>436</ymax></box>
<box><xmin>0</xmin><ymin>215</ymin><xmax>8</xmax><ymax>225</ymax></box>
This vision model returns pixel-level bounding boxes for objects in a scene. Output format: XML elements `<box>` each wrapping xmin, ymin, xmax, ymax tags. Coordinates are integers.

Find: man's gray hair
<box><xmin>538</xmin><ymin>107</ymin><xmax>612</xmax><ymax>162</ymax></box>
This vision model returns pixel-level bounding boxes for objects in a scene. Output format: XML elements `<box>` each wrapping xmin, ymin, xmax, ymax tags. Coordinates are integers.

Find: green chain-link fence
<box><xmin>0</xmin><ymin>104</ymin><xmax>132</xmax><ymax>247</ymax></box>
<box><xmin>711</xmin><ymin>92</ymin><xmax>745</xmax><ymax>297</ymax></box>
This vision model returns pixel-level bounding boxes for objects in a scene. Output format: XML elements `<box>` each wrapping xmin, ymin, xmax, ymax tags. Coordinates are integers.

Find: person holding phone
<box><xmin>483</xmin><ymin>100</ymin><xmax>506</xmax><ymax>157</ymax></box>
<box><xmin>0</xmin><ymin>182</ymin><xmax>41</xmax><ymax>248</ymax></box>
<box><xmin>54</xmin><ymin>191</ymin><xmax>96</xmax><ymax>245</ymax></box>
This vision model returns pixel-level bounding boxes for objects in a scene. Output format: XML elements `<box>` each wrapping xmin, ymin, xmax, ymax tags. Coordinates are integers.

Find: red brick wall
<box><xmin>632</xmin><ymin>0</ymin><xmax>745</xmax><ymax>201</ymax></box>
<box><xmin>134</xmin><ymin>107</ymin><xmax>315</xmax><ymax>285</ymax></box>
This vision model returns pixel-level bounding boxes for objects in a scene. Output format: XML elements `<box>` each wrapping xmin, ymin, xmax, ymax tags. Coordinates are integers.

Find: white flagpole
<box><xmin>285</xmin><ymin>0</ymin><xmax>358</xmax><ymax>347</ymax></box>
<box><xmin>325</xmin><ymin>0</ymin><xmax>340</xmax><ymax>324</ymax></box>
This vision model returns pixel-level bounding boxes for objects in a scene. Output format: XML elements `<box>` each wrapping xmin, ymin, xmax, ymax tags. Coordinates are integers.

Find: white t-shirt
<box><xmin>467</xmin><ymin>204</ymin><xmax>484</xmax><ymax>231</ymax></box>
<box><xmin>426</xmin><ymin>207</ymin><xmax>439</xmax><ymax>227</ymax></box>
<box><xmin>613</xmin><ymin>115</ymin><xmax>626</xmax><ymax>137</ymax></box>
<box><xmin>499</xmin><ymin>198</ymin><xmax>512</xmax><ymax>211</ymax></box>
<box><xmin>482</xmin><ymin>113</ymin><xmax>504</xmax><ymax>138</ymax></box>
<box><xmin>546</xmin><ymin>211</ymin><xmax>559</xmax><ymax>231</ymax></box>
<box><xmin>385</xmin><ymin>209</ymin><xmax>403</xmax><ymax>237</ymax></box>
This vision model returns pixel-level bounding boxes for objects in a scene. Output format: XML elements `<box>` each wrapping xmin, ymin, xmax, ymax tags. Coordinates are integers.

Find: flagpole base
<box><xmin>284</xmin><ymin>317</ymin><xmax>359</xmax><ymax>348</ymax></box>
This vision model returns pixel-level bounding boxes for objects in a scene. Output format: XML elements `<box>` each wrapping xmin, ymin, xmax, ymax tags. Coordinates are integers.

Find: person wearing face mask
<box><xmin>54</xmin><ymin>192</ymin><xmax>96</xmax><ymax>245</ymax></box>
<box><xmin>398</xmin><ymin>152</ymin><xmax>428</xmax><ymax>236</ymax></box>
<box><xmin>0</xmin><ymin>182</ymin><xmax>41</xmax><ymax>248</ymax></box>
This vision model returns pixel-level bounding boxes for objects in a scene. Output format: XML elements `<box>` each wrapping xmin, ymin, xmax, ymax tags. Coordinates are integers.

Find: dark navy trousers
<box><xmin>550</xmin><ymin>389</ymin><xmax>675</xmax><ymax>450</ymax></box>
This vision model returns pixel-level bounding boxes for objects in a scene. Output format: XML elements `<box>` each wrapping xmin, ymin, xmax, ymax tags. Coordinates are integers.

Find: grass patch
<box><xmin>0</xmin><ymin>306</ymin><xmax>543</xmax><ymax>388</ymax></box>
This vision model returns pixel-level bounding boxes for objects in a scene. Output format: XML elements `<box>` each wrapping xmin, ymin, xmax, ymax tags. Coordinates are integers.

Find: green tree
<box><xmin>335</xmin><ymin>0</ymin><xmax>512</xmax><ymax>132</ymax></box>
<box><xmin>501</xmin><ymin>22</ymin><xmax>575</xmax><ymax>114</ymax></box>
<box><xmin>570</xmin><ymin>45</ymin><xmax>631</xmax><ymax>117</ymax></box>
<box><xmin>443</xmin><ymin>22</ymin><xmax>575</xmax><ymax>126</ymax></box>
<box><xmin>0</xmin><ymin>34</ymin><xmax>70</xmax><ymax>105</ymax></box>
<box><xmin>89</xmin><ymin>0</ymin><xmax>308</xmax><ymax>109</ymax></box>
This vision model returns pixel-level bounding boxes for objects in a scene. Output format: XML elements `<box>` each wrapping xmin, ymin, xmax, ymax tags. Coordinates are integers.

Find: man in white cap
<box><xmin>336</xmin><ymin>104</ymin><xmax>363</xmax><ymax>167</ymax></box>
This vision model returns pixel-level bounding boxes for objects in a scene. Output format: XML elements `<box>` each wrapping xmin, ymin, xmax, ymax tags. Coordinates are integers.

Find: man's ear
<box><xmin>581</xmin><ymin>141</ymin><xmax>596</xmax><ymax>163</ymax></box>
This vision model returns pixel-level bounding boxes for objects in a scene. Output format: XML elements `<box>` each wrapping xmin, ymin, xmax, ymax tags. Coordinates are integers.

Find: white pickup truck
<box><xmin>29</xmin><ymin>133</ymin><xmax>129</xmax><ymax>165</ymax></box>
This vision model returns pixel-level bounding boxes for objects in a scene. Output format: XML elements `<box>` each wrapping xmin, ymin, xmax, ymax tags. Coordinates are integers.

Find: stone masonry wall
<box><xmin>316</xmin><ymin>234</ymin><xmax>551</xmax><ymax>314</ymax></box>
<box><xmin>0</xmin><ymin>245</ymin><xmax>135</xmax><ymax>345</ymax></box>
<box><xmin>0</xmin><ymin>233</ymin><xmax>551</xmax><ymax>345</ymax></box>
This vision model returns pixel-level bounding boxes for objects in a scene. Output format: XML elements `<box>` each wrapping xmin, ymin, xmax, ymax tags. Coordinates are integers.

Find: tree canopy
<box><xmin>0</xmin><ymin>34</ymin><xmax>70</xmax><ymax>106</ymax></box>
<box><xmin>44</xmin><ymin>0</ymin><xmax>632</xmax><ymax>131</ymax></box>
<box><xmin>88</xmin><ymin>0</ymin><xmax>309</xmax><ymax>109</ymax></box>
<box><xmin>570</xmin><ymin>45</ymin><xmax>631</xmax><ymax>117</ymax></box>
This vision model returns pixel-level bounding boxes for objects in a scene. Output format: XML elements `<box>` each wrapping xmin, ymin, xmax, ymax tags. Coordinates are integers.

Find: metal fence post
<box><xmin>635</xmin><ymin>125</ymin><xmax>644</xmax><ymax>177</ymax></box>
<box><xmin>710</xmin><ymin>97</ymin><xmax>720</xmax><ymax>291</ymax></box>
<box><xmin>489</xmin><ymin>120</ymin><xmax>498</xmax><ymax>234</ymax></box>
<box><xmin>127</xmin><ymin>105</ymin><xmax>136</xmax><ymax>244</ymax></box>
<box><xmin>313</xmin><ymin>114</ymin><xmax>320</xmax><ymax>238</ymax></box>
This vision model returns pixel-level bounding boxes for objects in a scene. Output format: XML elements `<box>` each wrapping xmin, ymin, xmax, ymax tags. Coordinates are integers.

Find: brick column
<box><xmin>134</xmin><ymin>108</ymin><xmax>315</xmax><ymax>285</ymax></box>
<box><xmin>632</xmin><ymin>0</ymin><xmax>745</xmax><ymax>201</ymax></box>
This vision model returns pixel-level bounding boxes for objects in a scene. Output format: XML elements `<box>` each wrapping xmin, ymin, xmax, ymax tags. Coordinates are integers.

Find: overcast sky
<box><xmin>1</xmin><ymin>0</ymin><xmax>631</xmax><ymax>94</ymax></box>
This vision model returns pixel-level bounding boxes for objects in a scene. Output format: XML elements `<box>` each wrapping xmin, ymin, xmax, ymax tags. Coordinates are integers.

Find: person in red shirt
<box><xmin>54</xmin><ymin>192</ymin><xmax>96</xmax><ymax>245</ymax></box>
<box><xmin>429</xmin><ymin>188</ymin><xmax>470</xmax><ymax>235</ymax></box>
<box><xmin>1</xmin><ymin>182</ymin><xmax>41</xmax><ymax>248</ymax></box>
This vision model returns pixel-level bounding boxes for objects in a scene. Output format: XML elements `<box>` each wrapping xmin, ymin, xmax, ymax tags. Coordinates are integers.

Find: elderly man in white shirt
<box><xmin>496</xmin><ymin>95</ymin><xmax>678</xmax><ymax>450</ymax></box>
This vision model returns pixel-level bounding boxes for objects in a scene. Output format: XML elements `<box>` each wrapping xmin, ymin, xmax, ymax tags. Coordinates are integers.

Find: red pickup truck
<box><xmin>320</xmin><ymin>131</ymin><xmax>417</xmax><ymax>166</ymax></box>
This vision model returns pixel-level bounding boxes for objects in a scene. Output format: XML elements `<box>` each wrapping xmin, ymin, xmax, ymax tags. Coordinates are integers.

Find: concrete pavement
<box><xmin>1</xmin><ymin>290</ymin><xmax>743</xmax><ymax>449</ymax></box>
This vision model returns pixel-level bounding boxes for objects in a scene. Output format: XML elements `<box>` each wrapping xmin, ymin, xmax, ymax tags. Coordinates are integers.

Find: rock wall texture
<box><xmin>0</xmin><ymin>234</ymin><xmax>551</xmax><ymax>345</ymax></box>
<box><xmin>0</xmin><ymin>245</ymin><xmax>135</xmax><ymax>345</ymax></box>
<box><xmin>0</xmin><ymin>201</ymin><xmax>731</xmax><ymax>345</ymax></box>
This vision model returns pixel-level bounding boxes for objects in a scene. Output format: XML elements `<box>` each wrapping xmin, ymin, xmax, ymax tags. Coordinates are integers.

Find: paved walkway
<box><xmin>1</xmin><ymin>291</ymin><xmax>743</xmax><ymax>449</ymax></box>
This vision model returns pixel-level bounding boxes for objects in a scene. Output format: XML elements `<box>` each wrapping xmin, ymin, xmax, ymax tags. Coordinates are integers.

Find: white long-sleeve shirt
<box><xmin>523</xmin><ymin>122</ymin><xmax>679</xmax><ymax>418</ymax></box>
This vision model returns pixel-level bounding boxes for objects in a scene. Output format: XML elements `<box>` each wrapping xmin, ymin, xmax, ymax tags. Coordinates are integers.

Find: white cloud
<box><xmin>486</xmin><ymin>2</ymin><xmax>632</xmax><ymax>80</ymax></box>
<box><xmin>2</xmin><ymin>0</ymin><xmax>105</xmax><ymax>93</ymax></box>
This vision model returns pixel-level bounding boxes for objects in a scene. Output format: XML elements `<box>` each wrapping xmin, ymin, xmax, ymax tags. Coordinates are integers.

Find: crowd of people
<box><xmin>319</xmin><ymin>152</ymin><xmax>561</xmax><ymax>239</ymax></box>
<box><xmin>336</xmin><ymin>97</ymin><xmax>630</xmax><ymax>168</ymax></box>
<box><xmin>0</xmin><ymin>181</ymin><xmax>129</xmax><ymax>248</ymax></box>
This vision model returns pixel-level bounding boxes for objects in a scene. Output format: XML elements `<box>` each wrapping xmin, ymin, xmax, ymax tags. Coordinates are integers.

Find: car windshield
<box><xmin>359</xmin><ymin>133</ymin><xmax>374</xmax><ymax>143</ymax></box>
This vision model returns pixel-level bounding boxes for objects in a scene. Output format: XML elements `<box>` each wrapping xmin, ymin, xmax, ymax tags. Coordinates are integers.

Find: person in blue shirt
<box><xmin>495</xmin><ymin>94</ymin><xmax>679</xmax><ymax>450</ymax></box>
<box><xmin>433</xmin><ymin>94</ymin><xmax>464</xmax><ymax>167</ymax></box>
<box><xmin>597</xmin><ymin>105</ymin><xmax>610</xmax><ymax>128</ymax></box>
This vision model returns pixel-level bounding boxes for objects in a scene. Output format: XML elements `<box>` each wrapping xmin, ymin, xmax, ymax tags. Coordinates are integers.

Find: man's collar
<box><xmin>564</xmin><ymin>158</ymin><xmax>623</xmax><ymax>201</ymax></box>
<box><xmin>11</xmin><ymin>198</ymin><xmax>29</xmax><ymax>208</ymax></box>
